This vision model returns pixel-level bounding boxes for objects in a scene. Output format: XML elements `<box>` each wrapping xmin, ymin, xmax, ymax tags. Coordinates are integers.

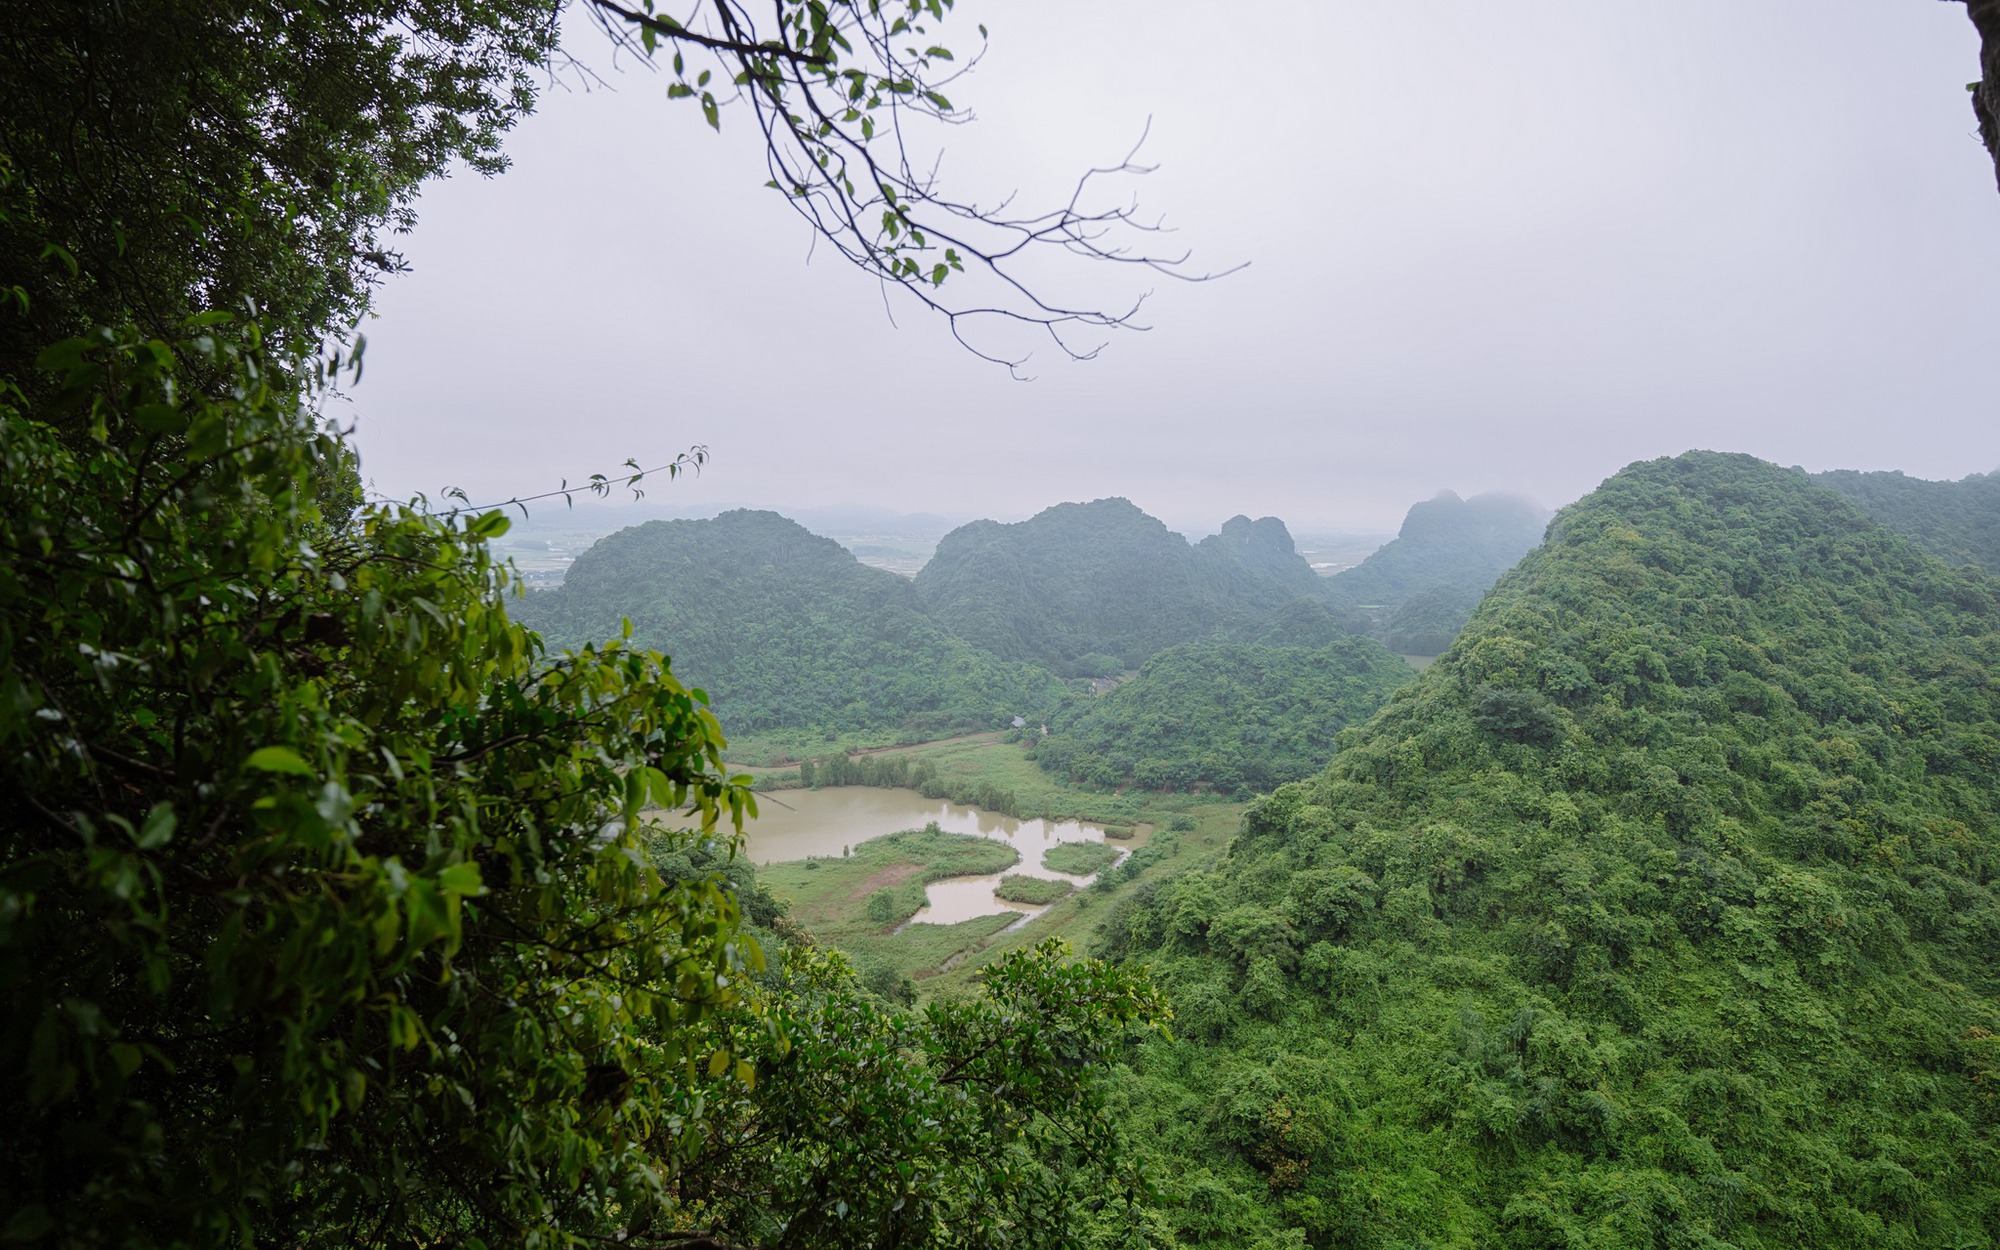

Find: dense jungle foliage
<box><xmin>514</xmin><ymin>510</ymin><xmax>1070</xmax><ymax>734</ymax></box>
<box><xmin>1103</xmin><ymin>452</ymin><xmax>2000</xmax><ymax>1248</ymax></box>
<box><xmin>0</xmin><ymin>3</ymin><xmax>1173</xmax><ymax>1246</ymax></box>
<box><xmin>1325</xmin><ymin>491</ymin><xmax>1548</xmax><ymax>654</ymax></box>
<box><xmin>914</xmin><ymin>500</ymin><xmax>1333</xmax><ymax>675</ymax></box>
<box><xmin>1816</xmin><ymin>467</ymin><xmax>2000</xmax><ymax>573</ymax></box>
<box><xmin>1036</xmin><ymin>638</ymin><xmax>1414</xmax><ymax>795</ymax></box>
<box><xmin>1379</xmin><ymin>585</ymin><xmax>1486</xmax><ymax>656</ymax></box>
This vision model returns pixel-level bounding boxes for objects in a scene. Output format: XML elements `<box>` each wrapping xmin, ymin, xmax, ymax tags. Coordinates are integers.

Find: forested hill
<box><xmin>1326</xmin><ymin>489</ymin><xmax>1548</xmax><ymax>654</ymax></box>
<box><xmin>1110</xmin><ymin>452</ymin><xmax>2000</xmax><ymax>1247</ymax></box>
<box><xmin>1815</xmin><ymin>467</ymin><xmax>2000</xmax><ymax>573</ymax></box>
<box><xmin>511</xmin><ymin>510</ymin><xmax>1066</xmax><ymax>734</ymax></box>
<box><xmin>913</xmin><ymin>499</ymin><xmax>1330</xmax><ymax>675</ymax></box>
<box><xmin>1034</xmin><ymin>635</ymin><xmax>1414</xmax><ymax>794</ymax></box>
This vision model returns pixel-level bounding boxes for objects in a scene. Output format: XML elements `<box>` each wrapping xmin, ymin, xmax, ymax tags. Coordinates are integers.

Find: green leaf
<box><xmin>438</xmin><ymin>861</ymin><xmax>486</xmax><ymax>897</ymax></box>
<box><xmin>468</xmin><ymin>510</ymin><xmax>511</xmax><ymax>538</ymax></box>
<box><xmin>2</xmin><ymin>1206</ymin><xmax>55</xmax><ymax>1242</ymax></box>
<box><xmin>245</xmin><ymin>746</ymin><xmax>313</xmax><ymax>776</ymax></box>
<box><xmin>137</xmin><ymin>802</ymin><xmax>176</xmax><ymax>850</ymax></box>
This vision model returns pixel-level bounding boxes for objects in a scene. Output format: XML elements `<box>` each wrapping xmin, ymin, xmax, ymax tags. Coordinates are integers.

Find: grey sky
<box><xmin>348</xmin><ymin>1</ymin><xmax>1999</xmax><ymax>533</ymax></box>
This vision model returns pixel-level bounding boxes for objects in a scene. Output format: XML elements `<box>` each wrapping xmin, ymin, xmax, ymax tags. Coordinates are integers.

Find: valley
<box><xmin>16</xmin><ymin>11</ymin><xmax>2000</xmax><ymax>1246</ymax></box>
<box><xmin>589</xmin><ymin>452</ymin><xmax>2000</xmax><ymax>1246</ymax></box>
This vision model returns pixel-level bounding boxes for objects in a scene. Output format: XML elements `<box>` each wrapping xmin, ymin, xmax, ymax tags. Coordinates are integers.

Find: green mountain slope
<box><xmin>914</xmin><ymin>499</ymin><xmax>1330</xmax><ymax>675</ymax></box>
<box><xmin>1328</xmin><ymin>490</ymin><xmax>1548</xmax><ymax>654</ymax></box>
<box><xmin>1034</xmin><ymin>636</ymin><xmax>1415</xmax><ymax>794</ymax></box>
<box><xmin>1816</xmin><ymin>467</ymin><xmax>2000</xmax><ymax>573</ymax></box>
<box><xmin>1108</xmin><ymin>452</ymin><xmax>2000</xmax><ymax>1248</ymax></box>
<box><xmin>512</xmin><ymin>510</ymin><xmax>1067</xmax><ymax>734</ymax></box>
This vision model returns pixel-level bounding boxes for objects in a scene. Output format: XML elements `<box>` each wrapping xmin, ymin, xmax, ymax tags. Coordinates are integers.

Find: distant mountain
<box><xmin>1034</xmin><ymin>635</ymin><xmax>1414</xmax><ymax>795</ymax></box>
<box><xmin>1814</xmin><ymin>467</ymin><xmax>2000</xmax><ymax>573</ymax></box>
<box><xmin>1326</xmin><ymin>489</ymin><xmax>1548</xmax><ymax>653</ymax></box>
<box><xmin>511</xmin><ymin>510</ymin><xmax>1066</xmax><ymax>735</ymax></box>
<box><xmin>1195</xmin><ymin>515</ymin><xmax>1331</xmax><ymax>601</ymax></box>
<box><xmin>914</xmin><ymin>499</ymin><xmax>1332</xmax><ymax>676</ymax></box>
<box><xmin>1114</xmin><ymin>452</ymin><xmax>2000</xmax><ymax>1247</ymax></box>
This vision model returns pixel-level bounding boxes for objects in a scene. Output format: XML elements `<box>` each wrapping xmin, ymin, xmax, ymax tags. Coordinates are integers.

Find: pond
<box><xmin>742</xmin><ymin>786</ymin><xmax>1139</xmax><ymax>927</ymax></box>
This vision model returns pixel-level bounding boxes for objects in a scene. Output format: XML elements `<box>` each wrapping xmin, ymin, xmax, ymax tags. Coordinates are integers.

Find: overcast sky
<box><xmin>347</xmin><ymin>0</ymin><xmax>2000</xmax><ymax>533</ymax></box>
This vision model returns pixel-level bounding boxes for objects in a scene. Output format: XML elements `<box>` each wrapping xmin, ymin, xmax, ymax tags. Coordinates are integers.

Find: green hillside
<box><xmin>1035</xmin><ymin>637</ymin><xmax>1414</xmax><ymax>795</ymax></box>
<box><xmin>914</xmin><ymin>499</ymin><xmax>1330</xmax><ymax>675</ymax></box>
<box><xmin>1816</xmin><ymin>467</ymin><xmax>2000</xmax><ymax>573</ymax></box>
<box><xmin>1328</xmin><ymin>490</ymin><xmax>1548</xmax><ymax>654</ymax></box>
<box><xmin>1107</xmin><ymin>453</ymin><xmax>2000</xmax><ymax>1247</ymax></box>
<box><xmin>512</xmin><ymin>510</ymin><xmax>1067</xmax><ymax>734</ymax></box>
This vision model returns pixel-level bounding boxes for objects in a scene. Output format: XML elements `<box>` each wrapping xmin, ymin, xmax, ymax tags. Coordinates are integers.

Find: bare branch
<box><xmin>575</xmin><ymin>0</ymin><xmax>1244</xmax><ymax>371</ymax></box>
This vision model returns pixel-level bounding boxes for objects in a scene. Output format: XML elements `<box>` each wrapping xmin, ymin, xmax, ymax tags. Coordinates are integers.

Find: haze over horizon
<box><xmin>347</xmin><ymin>0</ymin><xmax>2000</xmax><ymax>531</ymax></box>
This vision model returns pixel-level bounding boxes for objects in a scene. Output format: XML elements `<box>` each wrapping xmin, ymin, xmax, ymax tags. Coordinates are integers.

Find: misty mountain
<box><xmin>912</xmin><ymin>499</ymin><xmax>1332</xmax><ymax>676</ymax></box>
<box><xmin>1326</xmin><ymin>489</ymin><xmax>1550</xmax><ymax>654</ymax></box>
<box><xmin>511</xmin><ymin>510</ymin><xmax>1066</xmax><ymax>734</ymax></box>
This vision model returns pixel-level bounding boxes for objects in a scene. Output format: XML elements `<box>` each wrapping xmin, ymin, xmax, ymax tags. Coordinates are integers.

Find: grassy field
<box><xmin>725</xmin><ymin>727</ymin><xmax>1000</xmax><ymax>769</ymax></box>
<box><xmin>759</xmin><ymin>827</ymin><xmax>1022</xmax><ymax>978</ymax></box>
<box><xmin>746</xmin><ymin>732</ymin><xmax>1249</xmax><ymax>997</ymax></box>
<box><xmin>994</xmin><ymin>875</ymin><xmax>1072</xmax><ymax>905</ymax></box>
<box><xmin>1042</xmin><ymin>841</ymin><xmax>1121</xmax><ymax>876</ymax></box>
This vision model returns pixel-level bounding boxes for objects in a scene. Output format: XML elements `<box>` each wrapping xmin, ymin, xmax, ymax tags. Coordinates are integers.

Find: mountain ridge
<box><xmin>1109</xmin><ymin>451</ymin><xmax>2000</xmax><ymax>1247</ymax></box>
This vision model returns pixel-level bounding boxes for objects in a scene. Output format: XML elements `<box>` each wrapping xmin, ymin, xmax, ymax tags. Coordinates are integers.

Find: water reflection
<box><xmin>743</xmin><ymin>787</ymin><xmax>1135</xmax><ymax>926</ymax></box>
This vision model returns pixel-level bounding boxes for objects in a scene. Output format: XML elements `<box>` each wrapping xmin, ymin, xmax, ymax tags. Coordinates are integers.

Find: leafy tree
<box><xmin>0</xmin><ymin>316</ymin><xmax>769</xmax><ymax>1244</ymax></box>
<box><xmin>675</xmin><ymin>940</ymin><xmax>1169</xmax><ymax>1250</ymax></box>
<box><xmin>0</xmin><ymin>0</ymin><xmax>556</xmax><ymax>365</ymax></box>
<box><xmin>0</xmin><ymin>0</ymin><xmax>1178</xmax><ymax>1243</ymax></box>
<box><xmin>1037</xmin><ymin>637</ymin><xmax>1413</xmax><ymax>794</ymax></box>
<box><xmin>1815</xmin><ymin>466</ymin><xmax>2000</xmax><ymax>573</ymax></box>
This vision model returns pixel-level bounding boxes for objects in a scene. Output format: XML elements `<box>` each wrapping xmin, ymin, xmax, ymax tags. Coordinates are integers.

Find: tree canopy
<box><xmin>513</xmin><ymin>509</ymin><xmax>1069</xmax><ymax>735</ymax></box>
<box><xmin>1815</xmin><ymin>466</ymin><xmax>2000</xmax><ymax>574</ymax></box>
<box><xmin>1103</xmin><ymin>452</ymin><xmax>2000</xmax><ymax>1247</ymax></box>
<box><xmin>1035</xmin><ymin>637</ymin><xmax>1414</xmax><ymax>795</ymax></box>
<box><xmin>0</xmin><ymin>2</ymin><xmax>1173</xmax><ymax>1244</ymax></box>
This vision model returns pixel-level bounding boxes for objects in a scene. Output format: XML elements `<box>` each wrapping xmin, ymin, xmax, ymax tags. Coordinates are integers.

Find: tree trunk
<box><xmin>1966</xmin><ymin>0</ymin><xmax>2000</xmax><ymax>191</ymax></box>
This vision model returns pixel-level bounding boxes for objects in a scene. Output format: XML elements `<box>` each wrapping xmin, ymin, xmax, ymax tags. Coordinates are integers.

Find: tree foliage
<box><xmin>1815</xmin><ymin>466</ymin><xmax>2000</xmax><ymax>574</ymax></box>
<box><xmin>0</xmin><ymin>0</ymin><xmax>556</xmax><ymax>363</ymax></box>
<box><xmin>0</xmin><ymin>0</ymin><xmax>1174</xmax><ymax>1242</ymax></box>
<box><xmin>1105</xmin><ymin>453</ymin><xmax>2000</xmax><ymax>1247</ymax></box>
<box><xmin>1035</xmin><ymin>638</ymin><xmax>1413</xmax><ymax>795</ymax></box>
<box><xmin>0</xmin><ymin>319</ymin><xmax>770</xmax><ymax>1244</ymax></box>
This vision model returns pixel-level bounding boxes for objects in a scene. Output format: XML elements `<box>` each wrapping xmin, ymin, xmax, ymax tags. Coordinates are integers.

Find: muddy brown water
<box><xmin>743</xmin><ymin>787</ymin><xmax>1140</xmax><ymax>927</ymax></box>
